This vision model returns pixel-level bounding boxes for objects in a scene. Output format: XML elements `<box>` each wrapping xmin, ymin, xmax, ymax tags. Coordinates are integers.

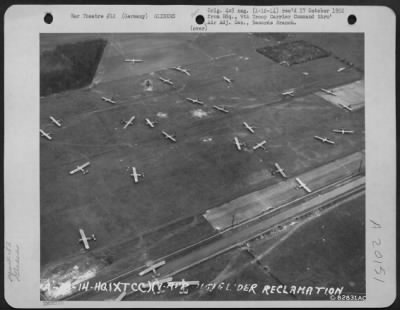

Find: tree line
<box><xmin>40</xmin><ymin>39</ymin><xmax>107</xmax><ymax>96</ymax></box>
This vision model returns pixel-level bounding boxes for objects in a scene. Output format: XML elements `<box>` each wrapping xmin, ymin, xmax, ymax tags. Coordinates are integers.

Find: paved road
<box><xmin>73</xmin><ymin>174</ymin><xmax>365</xmax><ymax>300</ymax></box>
<box><xmin>204</xmin><ymin>151</ymin><xmax>364</xmax><ymax>230</ymax></box>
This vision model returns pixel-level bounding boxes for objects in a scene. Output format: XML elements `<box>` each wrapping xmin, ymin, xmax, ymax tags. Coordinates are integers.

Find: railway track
<box><xmin>66</xmin><ymin>173</ymin><xmax>364</xmax><ymax>301</ymax></box>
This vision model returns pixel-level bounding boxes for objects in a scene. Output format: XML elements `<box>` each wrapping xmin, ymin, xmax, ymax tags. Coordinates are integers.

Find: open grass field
<box><xmin>253</xmin><ymin>195</ymin><xmax>366</xmax><ymax>300</ymax></box>
<box><xmin>204</xmin><ymin>152</ymin><xmax>364</xmax><ymax>230</ymax></box>
<box><xmin>124</xmin><ymin>195</ymin><xmax>365</xmax><ymax>301</ymax></box>
<box><xmin>128</xmin><ymin>248</ymin><xmax>289</xmax><ymax>301</ymax></box>
<box><xmin>40</xmin><ymin>33</ymin><xmax>364</xmax><ymax>299</ymax></box>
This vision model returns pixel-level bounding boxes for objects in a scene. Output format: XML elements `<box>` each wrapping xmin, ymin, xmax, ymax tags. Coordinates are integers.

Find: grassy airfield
<box><xmin>40</xmin><ymin>33</ymin><xmax>364</xmax><ymax>300</ymax></box>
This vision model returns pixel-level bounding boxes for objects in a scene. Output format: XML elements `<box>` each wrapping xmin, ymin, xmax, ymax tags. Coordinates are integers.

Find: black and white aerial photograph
<box><xmin>39</xmin><ymin>33</ymin><xmax>365</xmax><ymax>301</ymax></box>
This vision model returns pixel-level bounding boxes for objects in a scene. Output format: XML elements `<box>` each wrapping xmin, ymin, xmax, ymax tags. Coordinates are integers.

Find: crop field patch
<box><xmin>256</xmin><ymin>40</ymin><xmax>330</xmax><ymax>65</ymax></box>
<box><xmin>254</xmin><ymin>196</ymin><xmax>366</xmax><ymax>299</ymax></box>
<box><xmin>39</xmin><ymin>34</ymin><xmax>365</xmax><ymax>300</ymax></box>
<box><xmin>316</xmin><ymin>79</ymin><xmax>365</xmax><ymax>111</ymax></box>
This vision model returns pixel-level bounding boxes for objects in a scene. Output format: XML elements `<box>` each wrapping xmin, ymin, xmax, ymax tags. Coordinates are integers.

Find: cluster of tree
<box><xmin>40</xmin><ymin>39</ymin><xmax>107</xmax><ymax>96</ymax></box>
<box><xmin>256</xmin><ymin>40</ymin><xmax>330</xmax><ymax>66</ymax></box>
